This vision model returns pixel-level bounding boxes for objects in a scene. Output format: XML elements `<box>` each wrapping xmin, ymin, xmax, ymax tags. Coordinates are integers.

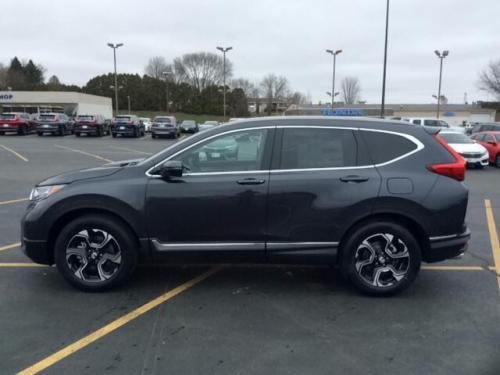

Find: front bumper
<box><xmin>426</xmin><ymin>226</ymin><xmax>470</xmax><ymax>262</ymax></box>
<box><xmin>0</xmin><ymin>124</ymin><xmax>20</xmax><ymax>132</ymax></box>
<box><xmin>22</xmin><ymin>238</ymin><xmax>52</xmax><ymax>265</ymax></box>
<box><xmin>462</xmin><ymin>155</ymin><xmax>489</xmax><ymax>167</ymax></box>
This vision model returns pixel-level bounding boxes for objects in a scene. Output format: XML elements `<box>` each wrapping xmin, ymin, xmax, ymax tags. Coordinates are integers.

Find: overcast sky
<box><xmin>4</xmin><ymin>0</ymin><xmax>500</xmax><ymax>104</ymax></box>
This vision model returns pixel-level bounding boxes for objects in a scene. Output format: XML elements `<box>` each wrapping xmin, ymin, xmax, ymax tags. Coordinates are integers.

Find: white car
<box><xmin>439</xmin><ymin>131</ymin><xmax>489</xmax><ymax>168</ymax></box>
<box><xmin>198</xmin><ymin>121</ymin><xmax>219</xmax><ymax>132</ymax></box>
<box><xmin>139</xmin><ymin>117</ymin><xmax>152</xmax><ymax>132</ymax></box>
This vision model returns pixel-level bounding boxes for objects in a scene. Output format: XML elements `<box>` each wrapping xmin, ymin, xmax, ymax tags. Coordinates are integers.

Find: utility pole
<box><xmin>380</xmin><ymin>0</ymin><xmax>390</xmax><ymax>117</ymax></box>
<box><xmin>434</xmin><ymin>50</ymin><xmax>449</xmax><ymax>119</ymax></box>
<box><xmin>326</xmin><ymin>49</ymin><xmax>342</xmax><ymax>111</ymax></box>
<box><xmin>162</xmin><ymin>71</ymin><xmax>171</xmax><ymax>113</ymax></box>
<box><xmin>107</xmin><ymin>43</ymin><xmax>124</xmax><ymax>115</ymax></box>
<box><xmin>127</xmin><ymin>95</ymin><xmax>131</xmax><ymax>114</ymax></box>
<box><xmin>216</xmin><ymin>46</ymin><xmax>233</xmax><ymax>121</ymax></box>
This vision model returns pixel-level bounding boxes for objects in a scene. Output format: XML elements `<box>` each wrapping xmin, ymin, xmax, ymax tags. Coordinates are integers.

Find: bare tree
<box><xmin>0</xmin><ymin>63</ymin><xmax>7</xmax><ymax>89</ymax></box>
<box><xmin>341</xmin><ymin>76</ymin><xmax>361</xmax><ymax>105</ymax></box>
<box><xmin>479</xmin><ymin>60</ymin><xmax>500</xmax><ymax>99</ymax></box>
<box><xmin>231</xmin><ymin>78</ymin><xmax>257</xmax><ymax>98</ymax></box>
<box><xmin>145</xmin><ymin>56</ymin><xmax>169</xmax><ymax>79</ymax></box>
<box><xmin>174</xmin><ymin>52</ymin><xmax>232</xmax><ymax>91</ymax></box>
<box><xmin>260</xmin><ymin>74</ymin><xmax>290</xmax><ymax>115</ymax></box>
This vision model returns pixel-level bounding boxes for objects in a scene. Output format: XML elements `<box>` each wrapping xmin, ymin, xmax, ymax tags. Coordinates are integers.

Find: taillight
<box><xmin>427</xmin><ymin>134</ymin><xmax>466</xmax><ymax>181</ymax></box>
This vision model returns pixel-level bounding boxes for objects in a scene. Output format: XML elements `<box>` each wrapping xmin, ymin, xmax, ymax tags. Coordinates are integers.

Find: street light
<box><xmin>326</xmin><ymin>49</ymin><xmax>342</xmax><ymax>109</ymax></box>
<box><xmin>107</xmin><ymin>42</ymin><xmax>124</xmax><ymax>115</ymax></box>
<box><xmin>380</xmin><ymin>0</ymin><xmax>390</xmax><ymax>117</ymax></box>
<box><xmin>216</xmin><ymin>46</ymin><xmax>233</xmax><ymax>120</ymax></box>
<box><xmin>126</xmin><ymin>95</ymin><xmax>131</xmax><ymax>114</ymax></box>
<box><xmin>434</xmin><ymin>50</ymin><xmax>449</xmax><ymax>119</ymax></box>
<box><xmin>162</xmin><ymin>71</ymin><xmax>172</xmax><ymax>113</ymax></box>
<box><xmin>326</xmin><ymin>91</ymin><xmax>340</xmax><ymax>98</ymax></box>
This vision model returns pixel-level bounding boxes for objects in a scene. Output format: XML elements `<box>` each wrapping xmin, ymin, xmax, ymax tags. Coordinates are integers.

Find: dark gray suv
<box><xmin>22</xmin><ymin>117</ymin><xmax>469</xmax><ymax>295</ymax></box>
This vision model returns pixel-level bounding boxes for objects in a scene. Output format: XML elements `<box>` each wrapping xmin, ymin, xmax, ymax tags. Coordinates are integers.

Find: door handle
<box><xmin>236</xmin><ymin>178</ymin><xmax>266</xmax><ymax>185</ymax></box>
<box><xmin>340</xmin><ymin>175</ymin><xmax>369</xmax><ymax>183</ymax></box>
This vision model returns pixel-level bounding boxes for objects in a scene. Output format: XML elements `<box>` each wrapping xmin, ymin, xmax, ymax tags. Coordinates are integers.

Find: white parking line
<box><xmin>54</xmin><ymin>144</ymin><xmax>113</xmax><ymax>163</ymax></box>
<box><xmin>0</xmin><ymin>144</ymin><xmax>29</xmax><ymax>162</ymax></box>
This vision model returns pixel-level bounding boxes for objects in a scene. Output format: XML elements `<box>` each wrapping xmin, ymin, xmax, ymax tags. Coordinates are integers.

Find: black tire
<box><xmin>496</xmin><ymin>155</ymin><xmax>500</xmax><ymax>168</ymax></box>
<box><xmin>18</xmin><ymin>126</ymin><xmax>27</xmax><ymax>135</ymax></box>
<box><xmin>112</xmin><ymin>132</ymin><xmax>117</xmax><ymax>138</ymax></box>
<box><xmin>54</xmin><ymin>214</ymin><xmax>138</xmax><ymax>292</ymax></box>
<box><xmin>0</xmin><ymin>131</ymin><xmax>4</xmax><ymax>136</ymax></box>
<box><xmin>75</xmin><ymin>132</ymin><xmax>81</xmax><ymax>137</ymax></box>
<box><xmin>97</xmin><ymin>127</ymin><xmax>102</xmax><ymax>137</ymax></box>
<box><xmin>37</xmin><ymin>132</ymin><xmax>43</xmax><ymax>136</ymax></box>
<box><xmin>340</xmin><ymin>220</ymin><xmax>421</xmax><ymax>296</ymax></box>
<box><xmin>58</xmin><ymin>126</ymin><xmax>64</xmax><ymax>136</ymax></box>
<box><xmin>133</xmin><ymin>128</ymin><xmax>138</xmax><ymax>138</ymax></box>
<box><xmin>152</xmin><ymin>133</ymin><xmax>157</xmax><ymax>139</ymax></box>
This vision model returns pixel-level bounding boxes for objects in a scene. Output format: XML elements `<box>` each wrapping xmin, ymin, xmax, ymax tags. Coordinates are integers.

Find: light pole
<box><xmin>216</xmin><ymin>46</ymin><xmax>232</xmax><ymax>120</ymax></box>
<box><xmin>126</xmin><ymin>95</ymin><xmax>131</xmax><ymax>114</ymax></box>
<box><xmin>380</xmin><ymin>0</ymin><xmax>390</xmax><ymax>117</ymax></box>
<box><xmin>162</xmin><ymin>71</ymin><xmax>171</xmax><ymax>113</ymax></box>
<box><xmin>107</xmin><ymin>42</ymin><xmax>123</xmax><ymax>115</ymax></box>
<box><xmin>434</xmin><ymin>50</ymin><xmax>449</xmax><ymax>119</ymax></box>
<box><xmin>326</xmin><ymin>49</ymin><xmax>342</xmax><ymax>110</ymax></box>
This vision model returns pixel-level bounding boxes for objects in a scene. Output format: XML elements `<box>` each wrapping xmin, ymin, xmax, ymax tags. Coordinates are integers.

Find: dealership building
<box><xmin>284</xmin><ymin>103</ymin><xmax>498</xmax><ymax>125</ymax></box>
<box><xmin>0</xmin><ymin>91</ymin><xmax>113</xmax><ymax>119</ymax></box>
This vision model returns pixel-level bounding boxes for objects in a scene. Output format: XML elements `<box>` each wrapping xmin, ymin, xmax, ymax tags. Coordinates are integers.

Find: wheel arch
<box><xmin>46</xmin><ymin>207</ymin><xmax>143</xmax><ymax>264</ymax></box>
<box><xmin>337</xmin><ymin>212</ymin><xmax>431</xmax><ymax>265</ymax></box>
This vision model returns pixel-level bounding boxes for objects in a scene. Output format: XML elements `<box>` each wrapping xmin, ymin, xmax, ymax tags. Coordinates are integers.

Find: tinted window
<box><xmin>154</xmin><ymin>117</ymin><xmax>172</xmax><ymax>123</ymax></box>
<box><xmin>279</xmin><ymin>128</ymin><xmax>357</xmax><ymax>169</ymax></box>
<box><xmin>179</xmin><ymin>129</ymin><xmax>268</xmax><ymax>173</ymax></box>
<box><xmin>77</xmin><ymin>115</ymin><xmax>94</xmax><ymax>121</ymax></box>
<box><xmin>424</xmin><ymin>119</ymin><xmax>440</xmax><ymax>126</ymax></box>
<box><xmin>2</xmin><ymin>113</ymin><xmax>16</xmax><ymax>120</ymax></box>
<box><xmin>39</xmin><ymin>114</ymin><xmax>56</xmax><ymax>120</ymax></box>
<box><xmin>361</xmin><ymin>131</ymin><xmax>418</xmax><ymax>164</ymax></box>
<box><xmin>495</xmin><ymin>135</ymin><xmax>500</xmax><ymax>142</ymax></box>
<box><xmin>484</xmin><ymin>134</ymin><xmax>495</xmax><ymax>142</ymax></box>
<box><xmin>440</xmin><ymin>133</ymin><xmax>473</xmax><ymax>144</ymax></box>
<box><xmin>412</xmin><ymin>119</ymin><xmax>421</xmax><ymax>125</ymax></box>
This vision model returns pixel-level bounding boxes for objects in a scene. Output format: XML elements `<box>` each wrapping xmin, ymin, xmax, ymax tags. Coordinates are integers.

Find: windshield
<box><xmin>440</xmin><ymin>133</ymin><xmax>473</xmax><ymax>144</ymax></box>
<box><xmin>140</xmin><ymin>118</ymin><xmax>151</xmax><ymax>122</ymax></box>
<box><xmin>154</xmin><ymin>117</ymin><xmax>172</xmax><ymax>123</ymax></box>
<box><xmin>183</xmin><ymin>120</ymin><xmax>195</xmax><ymax>127</ymax></box>
<box><xmin>203</xmin><ymin>121</ymin><xmax>218</xmax><ymax>125</ymax></box>
<box><xmin>77</xmin><ymin>116</ymin><xmax>94</xmax><ymax>121</ymax></box>
<box><xmin>39</xmin><ymin>114</ymin><xmax>56</xmax><ymax>120</ymax></box>
<box><xmin>1</xmin><ymin>113</ymin><xmax>16</xmax><ymax>120</ymax></box>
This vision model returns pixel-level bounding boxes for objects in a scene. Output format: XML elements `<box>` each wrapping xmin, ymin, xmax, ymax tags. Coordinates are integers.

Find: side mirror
<box><xmin>160</xmin><ymin>160</ymin><xmax>183</xmax><ymax>179</ymax></box>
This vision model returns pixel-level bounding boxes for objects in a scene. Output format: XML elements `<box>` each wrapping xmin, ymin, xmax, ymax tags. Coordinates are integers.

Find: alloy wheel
<box><xmin>354</xmin><ymin>233</ymin><xmax>410</xmax><ymax>288</ymax></box>
<box><xmin>65</xmin><ymin>228</ymin><xmax>122</xmax><ymax>283</ymax></box>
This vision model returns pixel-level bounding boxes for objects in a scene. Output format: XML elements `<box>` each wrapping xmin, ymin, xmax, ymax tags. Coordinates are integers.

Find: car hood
<box><xmin>449</xmin><ymin>143</ymin><xmax>487</xmax><ymax>154</ymax></box>
<box><xmin>37</xmin><ymin>158</ymin><xmax>143</xmax><ymax>186</ymax></box>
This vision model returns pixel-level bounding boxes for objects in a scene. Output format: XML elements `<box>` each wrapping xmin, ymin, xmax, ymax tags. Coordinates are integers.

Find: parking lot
<box><xmin>0</xmin><ymin>133</ymin><xmax>499</xmax><ymax>375</ymax></box>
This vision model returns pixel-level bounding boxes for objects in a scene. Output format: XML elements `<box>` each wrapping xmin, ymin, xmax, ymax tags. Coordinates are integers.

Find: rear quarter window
<box><xmin>360</xmin><ymin>130</ymin><xmax>418</xmax><ymax>165</ymax></box>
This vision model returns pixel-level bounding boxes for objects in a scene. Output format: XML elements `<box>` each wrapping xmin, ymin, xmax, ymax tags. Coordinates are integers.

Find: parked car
<box><xmin>22</xmin><ymin>117</ymin><xmax>470</xmax><ymax>295</ymax></box>
<box><xmin>0</xmin><ymin>112</ymin><xmax>35</xmax><ymax>135</ymax></box>
<box><xmin>36</xmin><ymin>113</ymin><xmax>73</xmax><ymax>136</ymax></box>
<box><xmin>111</xmin><ymin>115</ymin><xmax>145</xmax><ymax>138</ymax></box>
<box><xmin>198</xmin><ymin>120</ymin><xmax>219</xmax><ymax>132</ymax></box>
<box><xmin>180</xmin><ymin>120</ymin><xmax>198</xmax><ymax>133</ymax></box>
<box><xmin>74</xmin><ymin>114</ymin><xmax>109</xmax><ymax>137</ymax></box>
<box><xmin>139</xmin><ymin>117</ymin><xmax>152</xmax><ymax>133</ymax></box>
<box><xmin>468</xmin><ymin>122</ymin><xmax>500</xmax><ymax>136</ymax></box>
<box><xmin>408</xmin><ymin>118</ymin><xmax>450</xmax><ymax>127</ymax></box>
<box><xmin>151</xmin><ymin>116</ymin><xmax>179</xmax><ymax>139</ymax></box>
<box><xmin>439</xmin><ymin>131</ymin><xmax>489</xmax><ymax>168</ymax></box>
<box><xmin>471</xmin><ymin>131</ymin><xmax>500</xmax><ymax>167</ymax></box>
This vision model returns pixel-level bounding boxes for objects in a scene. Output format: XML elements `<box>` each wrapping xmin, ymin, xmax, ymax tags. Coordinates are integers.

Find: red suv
<box><xmin>74</xmin><ymin>114</ymin><xmax>109</xmax><ymax>137</ymax></box>
<box><xmin>471</xmin><ymin>131</ymin><xmax>500</xmax><ymax>167</ymax></box>
<box><xmin>0</xmin><ymin>112</ymin><xmax>35</xmax><ymax>135</ymax></box>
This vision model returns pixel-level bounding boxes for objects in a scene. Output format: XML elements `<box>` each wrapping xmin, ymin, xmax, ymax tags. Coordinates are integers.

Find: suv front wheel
<box><xmin>54</xmin><ymin>214</ymin><xmax>138</xmax><ymax>292</ymax></box>
<box><xmin>341</xmin><ymin>221</ymin><xmax>421</xmax><ymax>296</ymax></box>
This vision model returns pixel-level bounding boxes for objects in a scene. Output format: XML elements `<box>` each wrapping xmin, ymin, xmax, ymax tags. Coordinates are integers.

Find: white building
<box><xmin>0</xmin><ymin>91</ymin><xmax>113</xmax><ymax>119</ymax></box>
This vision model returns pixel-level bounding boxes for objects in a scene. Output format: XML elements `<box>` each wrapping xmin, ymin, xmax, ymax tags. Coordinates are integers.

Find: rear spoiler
<box><xmin>422</xmin><ymin>125</ymin><xmax>441</xmax><ymax>135</ymax></box>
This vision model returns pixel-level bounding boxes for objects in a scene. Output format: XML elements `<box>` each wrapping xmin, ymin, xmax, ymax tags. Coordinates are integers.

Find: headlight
<box><xmin>29</xmin><ymin>185</ymin><xmax>65</xmax><ymax>202</ymax></box>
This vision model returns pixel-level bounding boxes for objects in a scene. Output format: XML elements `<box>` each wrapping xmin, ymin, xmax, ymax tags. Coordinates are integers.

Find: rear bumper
<box><xmin>426</xmin><ymin>227</ymin><xmax>470</xmax><ymax>262</ymax></box>
<box><xmin>463</xmin><ymin>155</ymin><xmax>489</xmax><ymax>167</ymax></box>
<box><xmin>75</xmin><ymin>126</ymin><xmax>100</xmax><ymax>133</ymax></box>
<box><xmin>0</xmin><ymin>125</ymin><xmax>20</xmax><ymax>131</ymax></box>
<box><xmin>152</xmin><ymin>128</ymin><xmax>177</xmax><ymax>135</ymax></box>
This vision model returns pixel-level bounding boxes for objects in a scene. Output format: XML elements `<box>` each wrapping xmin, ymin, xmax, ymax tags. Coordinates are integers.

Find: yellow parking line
<box><xmin>17</xmin><ymin>266</ymin><xmax>221</xmax><ymax>375</ymax></box>
<box><xmin>0</xmin><ymin>144</ymin><xmax>29</xmax><ymax>162</ymax></box>
<box><xmin>0</xmin><ymin>242</ymin><xmax>20</xmax><ymax>252</ymax></box>
<box><xmin>421</xmin><ymin>265</ymin><xmax>495</xmax><ymax>271</ymax></box>
<box><xmin>0</xmin><ymin>197</ymin><xmax>28</xmax><ymax>206</ymax></box>
<box><xmin>485</xmin><ymin>199</ymin><xmax>500</xmax><ymax>291</ymax></box>
<box><xmin>109</xmin><ymin>145</ymin><xmax>152</xmax><ymax>155</ymax></box>
<box><xmin>54</xmin><ymin>145</ymin><xmax>113</xmax><ymax>163</ymax></box>
<box><xmin>0</xmin><ymin>263</ymin><xmax>44</xmax><ymax>267</ymax></box>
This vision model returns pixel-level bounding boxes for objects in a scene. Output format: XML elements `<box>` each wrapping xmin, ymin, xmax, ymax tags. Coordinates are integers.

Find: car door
<box><xmin>145</xmin><ymin>127</ymin><xmax>274</xmax><ymax>258</ymax></box>
<box><xmin>266</xmin><ymin>126</ymin><xmax>381</xmax><ymax>260</ymax></box>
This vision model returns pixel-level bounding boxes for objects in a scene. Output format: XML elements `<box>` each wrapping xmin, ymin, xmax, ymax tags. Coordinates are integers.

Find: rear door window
<box><xmin>360</xmin><ymin>130</ymin><xmax>418</xmax><ymax>164</ymax></box>
<box><xmin>412</xmin><ymin>119</ymin><xmax>421</xmax><ymax>125</ymax></box>
<box><xmin>278</xmin><ymin>128</ymin><xmax>357</xmax><ymax>169</ymax></box>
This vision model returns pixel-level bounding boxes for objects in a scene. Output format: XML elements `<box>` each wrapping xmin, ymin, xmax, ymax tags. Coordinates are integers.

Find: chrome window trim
<box><xmin>145</xmin><ymin>125</ymin><xmax>424</xmax><ymax>178</ymax></box>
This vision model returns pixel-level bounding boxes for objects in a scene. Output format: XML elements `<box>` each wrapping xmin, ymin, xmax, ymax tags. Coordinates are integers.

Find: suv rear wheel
<box><xmin>496</xmin><ymin>155</ymin><xmax>500</xmax><ymax>168</ymax></box>
<box><xmin>341</xmin><ymin>221</ymin><xmax>421</xmax><ymax>296</ymax></box>
<box><xmin>54</xmin><ymin>214</ymin><xmax>138</xmax><ymax>292</ymax></box>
